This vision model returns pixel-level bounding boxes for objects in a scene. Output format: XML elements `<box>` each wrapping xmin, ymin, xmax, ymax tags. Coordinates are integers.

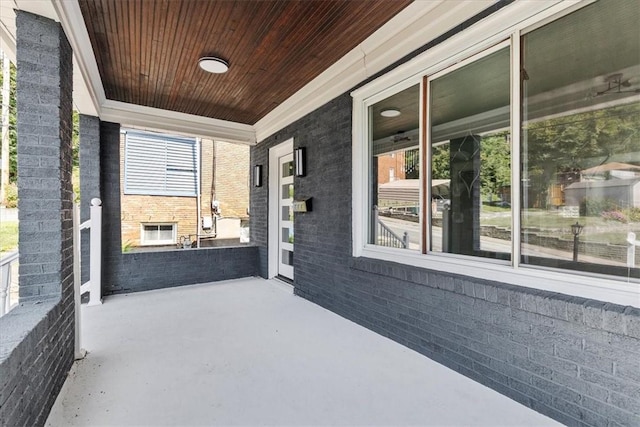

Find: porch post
<box><xmin>16</xmin><ymin>11</ymin><xmax>74</xmax><ymax>304</ymax></box>
<box><xmin>79</xmin><ymin>115</ymin><xmax>101</xmax><ymax>285</ymax></box>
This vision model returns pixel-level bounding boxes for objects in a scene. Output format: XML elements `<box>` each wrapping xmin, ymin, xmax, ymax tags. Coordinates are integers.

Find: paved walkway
<box><xmin>47</xmin><ymin>278</ymin><xmax>559</xmax><ymax>426</ymax></box>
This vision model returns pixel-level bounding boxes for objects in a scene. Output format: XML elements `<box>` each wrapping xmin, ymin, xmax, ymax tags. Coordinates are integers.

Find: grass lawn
<box><xmin>0</xmin><ymin>220</ymin><xmax>19</xmax><ymax>254</ymax></box>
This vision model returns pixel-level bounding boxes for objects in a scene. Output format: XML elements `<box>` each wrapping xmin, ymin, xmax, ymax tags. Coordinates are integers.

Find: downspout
<box><xmin>196</xmin><ymin>138</ymin><xmax>201</xmax><ymax>248</ymax></box>
<box><xmin>211</xmin><ymin>141</ymin><xmax>218</xmax><ymax>236</ymax></box>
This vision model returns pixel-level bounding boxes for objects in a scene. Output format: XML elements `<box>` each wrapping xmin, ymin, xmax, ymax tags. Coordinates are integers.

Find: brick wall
<box><xmin>101</xmin><ymin>123</ymin><xmax>257</xmax><ymax>295</ymax></box>
<box><xmin>251</xmin><ymin>88</ymin><xmax>640</xmax><ymax>427</ymax></box>
<box><xmin>0</xmin><ymin>11</ymin><xmax>75</xmax><ymax>426</ymax></box>
<box><xmin>212</xmin><ymin>140</ymin><xmax>250</xmax><ymax>218</ymax></box>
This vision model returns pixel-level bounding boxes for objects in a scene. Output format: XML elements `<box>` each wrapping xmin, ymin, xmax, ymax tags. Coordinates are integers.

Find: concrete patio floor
<box><xmin>46</xmin><ymin>277</ymin><xmax>559</xmax><ymax>426</ymax></box>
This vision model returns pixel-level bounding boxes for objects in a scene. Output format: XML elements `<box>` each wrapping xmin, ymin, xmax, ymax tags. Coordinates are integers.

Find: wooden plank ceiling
<box><xmin>79</xmin><ymin>0</ymin><xmax>413</xmax><ymax>125</ymax></box>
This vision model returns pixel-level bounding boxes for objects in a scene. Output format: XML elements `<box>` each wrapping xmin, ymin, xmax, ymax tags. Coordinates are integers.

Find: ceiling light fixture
<box><xmin>380</xmin><ymin>109</ymin><xmax>401</xmax><ymax>118</ymax></box>
<box><xmin>592</xmin><ymin>73</ymin><xmax>639</xmax><ymax>97</ymax></box>
<box><xmin>198</xmin><ymin>57</ymin><xmax>229</xmax><ymax>74</ymax></box>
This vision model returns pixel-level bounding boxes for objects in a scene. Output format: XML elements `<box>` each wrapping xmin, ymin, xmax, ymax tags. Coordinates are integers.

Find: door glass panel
<box><xmin>282</xmin><ymin>206</ymin><xmax>293</xmax><ymax>221</ymax></box>
<box><xmin>282</xmin><ymin>184</ymin><xmax>293</xmax><ymax>199</ymax></box>
<box><xmin>429</xmin><ymin>47</ymin><xmax>511</xmax><ymax>260</ymax></box>
<box><xmin>281</xmin><ymin>250</ymin><xmax>294</xmax><ymax>266</ymax></box>
<box><xmin>282</xmin><ymin>227</ymin><xmax>294</xmax><ymax>244</ymax></box>
<box><xmin>282</xmin><ymin>161</ymin><xmax>294</xmax><ymax>178</ymax></box>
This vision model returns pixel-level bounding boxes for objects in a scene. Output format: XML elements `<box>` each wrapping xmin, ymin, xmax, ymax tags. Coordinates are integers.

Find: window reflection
<box><xmin>429</xmin><ymin>47</ymin><xmax>511</xmax><ymax>260</ymax></box>
<box><xmin>368</xmin><ymin>84</ymin><xmax>420</xmax><ymax>250</ymax></box>
<box><xmin>521</xmin><ymin>0</ymin><xmax>640</xmax><ymax>276</ymax></box>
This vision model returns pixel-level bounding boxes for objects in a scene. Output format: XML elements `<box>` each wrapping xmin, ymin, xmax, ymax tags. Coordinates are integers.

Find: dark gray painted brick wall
<box><xmin>0</xmin><ymin>11</ymin><xmax>75</xmax><ymax>426</ymax></box>
<box><xmin>251</xmin><ymin>76</ymin><xmax>640</xmax><ymax>427</ymax></box>
<box><xmin>100</xmin><ymin>122</ymin><xmax>258</xmax><ymax>295</ymax></box>
<box><xmin>79</xmin><ymin>114</ymin><xmax>101</xmax><ymax>284</ymax></box>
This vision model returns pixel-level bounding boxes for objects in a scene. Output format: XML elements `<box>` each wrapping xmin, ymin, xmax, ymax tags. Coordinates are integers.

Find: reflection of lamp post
<box><xmin>571</xmin><ymin>222</ymin><xmax>584</xmax><ymax>262</ymax></box>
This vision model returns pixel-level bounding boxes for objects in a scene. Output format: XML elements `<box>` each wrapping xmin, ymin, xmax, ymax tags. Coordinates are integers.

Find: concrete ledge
<box><xmin>0</xmin><ymin>298</ymin><xmax>72</xmax><ymax>426</ymax></box>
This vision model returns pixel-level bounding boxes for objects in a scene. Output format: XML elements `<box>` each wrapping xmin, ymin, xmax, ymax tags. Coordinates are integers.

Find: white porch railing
<box><xmin>372</xmin><ymin>206</ymin><xmax>409</xmax><ymax>249</ymax></box>
<box><xmin>627</xmin><ymin>232</ymin><xmax>640</xmax><ymax>268</ymax></box>
<box><xmin>75</xmin><ymin>198</ymin><xmax>102</xmax><ymax>306</ymax></box>
<box><xmin>73</xmin><ymin>197</ymin><xmax>102</xmax><ymax>360</ymax></box>
<box><xmin>0</xmin><ymin>250</ymin><xmax>18</xmax><ymax>316</ymax></box>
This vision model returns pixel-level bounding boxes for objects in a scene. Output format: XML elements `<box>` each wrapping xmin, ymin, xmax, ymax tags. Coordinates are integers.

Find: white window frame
<box><xmin>124</xmin><ymin>130</ymin><xmax>198</xmax><ymax>197</ymax></box>
<box><xmin>140</xmin><ymin>223</ymin><xmax>177</xmax><ymax>246</ymax></box>
<box><xmin>351</xmin><ymin>0</ymin><xmax>640</xmax><ymax>308</ymax></box>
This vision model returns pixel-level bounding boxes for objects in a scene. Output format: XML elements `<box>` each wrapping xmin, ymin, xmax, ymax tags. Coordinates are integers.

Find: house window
<box><xmin>368</xmin><ymin>84</ymin><xmax>420</xmax><ymax>251</ymax></box>
<box><xmin>124</xmin><ymin>130</ymin><xmax>197</xmax><ymax>197</ymax></box>
<box><xmin>353</xmin><ymin>0</ymin><xmax>640</xmax><ymax>306</ymax></box>
<box><xmin>428</xmin><ymin>46</ymin><xmax>511</xmax><ymax>260</ymax></box>
<box><xmin>141</xmin><ymin>223</ymin><xmax>177</xmax><ymax>245</ymax></box>
<box><xmin>521</xmin><ymin>0</ymin><xmax>640</xmax><ymax>278</ymax></box>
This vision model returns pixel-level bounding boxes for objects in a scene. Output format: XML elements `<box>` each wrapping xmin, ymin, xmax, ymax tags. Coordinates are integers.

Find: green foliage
<box><xmin>122</xmin><ymin>240</ymin><xmax>134</xmax><ymax>253</ymax></box>
<box><xmin>524</xmin><ymin>103</ymin><xmax>640</xmax><ymax>208</ymax></box>
<box><xmin>580</xmin><ymin>198</ymin><xmax>619</xmax><ymax>217</ymax></box>
<box><xmin>3</xmin><ymin>181</ymin><xmax>17</xmax><ymax>207</ymax></box>
<box><xmin>480</xmin><ymin>132</ymin><xmax>511</xmax><ymax>199</ymax></box>
<box><xmin>0</xmin><ymin>57</ymin><xmax>17</xmax><ymax>183</ymax></box>
<box><xmin>73</xmin><ymin>110</ymin><xmax>80</xmax><ymax>168</ymax></box>
<box><xmin>431</xmin><ymin>144</ymin><xmax>450</xmax><ymax>179</ymax></box>
<box><xmin>624</xmin><ymin>207</ymin><xmax>640</xmax><ymax>223</ymax></box>
<box><xmin>0</xmin><ymin>220</ymin><xmax>18</xmax><ymax>253</ymax></box>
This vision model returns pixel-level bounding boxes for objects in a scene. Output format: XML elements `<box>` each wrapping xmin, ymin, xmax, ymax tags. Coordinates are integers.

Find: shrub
<box><xmin>624</xmin><ymin>207</ymin><xmax>640</xmax><ymax>222</ymax></box>
<box><xmin>3</xmin><ymin>182</ymin><xmax>17</xmax><ymax>208</ymax></box>
<box><xmin>601</xmin><ymin>210</ymin><xmax>628</xmax><ymax>223</ymax></box>
<box><xmin>580</xmin><ymin>198</ymin><xmax>619</xmax><ymax>216</ymax></box>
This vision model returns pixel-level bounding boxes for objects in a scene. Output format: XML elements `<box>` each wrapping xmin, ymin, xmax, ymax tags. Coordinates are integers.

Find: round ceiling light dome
<box><xmin>380</xmin><ymin>109</ymin><xmax>401</xmax><ymax>117</ymax></box>
<box><xmin>198</xmin><ymin>57</ymin><xmax>229</xmax><ymax>74</ymax></box>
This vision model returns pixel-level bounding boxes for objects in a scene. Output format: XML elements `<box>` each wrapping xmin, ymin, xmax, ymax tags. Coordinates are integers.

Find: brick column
<box><xmin>16</xmin><ymin>11</ymin><xmax>74</xmax><ymax>303</ymax></box>
<box><xmin>79</xmin><ymin>114</ymin><xmax>101</xmax><ymax>284</ymax></box>
<box><xmin>99</xmin><ymin>121</ymin><xmax>122</xmax><ymax>291</ymax></box>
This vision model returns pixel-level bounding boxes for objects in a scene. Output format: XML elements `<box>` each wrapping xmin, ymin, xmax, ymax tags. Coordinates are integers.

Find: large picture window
<box><xmin>354</xmin><ymin>0</ymin><xmax>640</xmax><ymax>303</ymax></box>
<box><xmin>521</xmin><ymin>0</ymin><xmax>640</xmax><ymax>277</ymax></box>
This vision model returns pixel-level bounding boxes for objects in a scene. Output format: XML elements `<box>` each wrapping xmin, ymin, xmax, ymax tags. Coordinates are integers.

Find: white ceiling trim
<box><xmin>53</xmin><ymin>0</ymin><xmax>104</xmax><ymax>116</ymax></box>
<box><xmin>253</xmin><ymin>0</ymin><xmax>494</xmax><ymax>143</ymax></box>
<box><xmin>101</xmin><ymin>100</ymin><xmax>256</xmax><ymax>146</ymax></box>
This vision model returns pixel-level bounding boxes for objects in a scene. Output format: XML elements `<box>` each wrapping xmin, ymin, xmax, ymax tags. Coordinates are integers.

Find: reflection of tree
<box><xmin>524</xmin><ymin>102</ymin><xmax>640</xmax><ymax>208</ymax></box>
<box><xmin>432</xmin><ymin>145</ymin><xmax>450</xmax><ymax>179</ymax></box>
<box><xmin>431</xmin><ymin>133</ymin><xmax>511</xmax><ymax>200</ymax></box>
<box><xmin>480</xmin><ymin>133</ymin><xmax>510</xmax><ymax>200</ymax></box>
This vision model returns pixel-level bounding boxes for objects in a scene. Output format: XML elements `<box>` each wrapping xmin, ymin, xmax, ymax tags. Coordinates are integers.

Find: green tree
<box><xmin>524</xmin><ymin>102</ymin><xmax>640</xmax><ymax>208</ymax></box>
<box><xmin>0</xmin><ymin>56</ymin><xmax>17</xmax><ymax>183</ymax></box>
<box><xmin>480</xmin><ymin>132</ymin><xmax>511</xmax><ymax>200</ymax></box>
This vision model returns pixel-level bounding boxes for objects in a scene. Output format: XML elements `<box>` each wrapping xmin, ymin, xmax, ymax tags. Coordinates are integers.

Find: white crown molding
<box><xmin>101</xmin><ymin>100</ymin><xmax>256</xmax><ymax>145</ymax></box>
<box><xmin>253</xmin><ymin>0</ymin><xmax>494</xmax><ymax>143</ymax></box>
<box><xmin>52</xmin><ymin>0</ymin><xmax>105</xmax><ymax>116</ymax></box>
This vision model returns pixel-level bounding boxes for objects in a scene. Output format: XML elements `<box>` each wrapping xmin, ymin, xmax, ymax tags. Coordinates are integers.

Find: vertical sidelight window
<box><xmin>429</xmin><ymin>46</ymin><xmax>511</xmax><ymax>260</ymax></box>
<box><xmin>368</xmin><ymin>84</ymin><xmax>420</xmax><ymax>251</ymax></box>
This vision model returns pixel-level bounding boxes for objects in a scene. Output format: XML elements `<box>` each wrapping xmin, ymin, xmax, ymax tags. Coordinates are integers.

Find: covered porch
<box><xmin>46</xmin><ymin>277</ymin><xmax>556</xmax><ymax>426</ymax></box>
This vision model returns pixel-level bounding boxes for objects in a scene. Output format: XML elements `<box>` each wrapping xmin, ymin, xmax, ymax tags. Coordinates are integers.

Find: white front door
<box><xmin>268</xmin><ymin>139</ymin><xmax>294</xmax><ymax>280</ymax></box>
<box><xmin>278</xmin><ymin>153</ymin><xmax>294</xmax><ymax>279</ymax></box>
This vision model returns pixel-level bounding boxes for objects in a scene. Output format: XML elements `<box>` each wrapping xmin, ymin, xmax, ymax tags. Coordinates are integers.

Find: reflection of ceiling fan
<box><xmin>593</xmin><ymin>73</ymin><xmax>640</xmax><ymax>96</ymax></box>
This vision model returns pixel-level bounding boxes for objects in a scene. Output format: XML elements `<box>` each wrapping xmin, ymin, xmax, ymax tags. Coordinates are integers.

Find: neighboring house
<box><xmin>119</xmin><ymin>129</ymin><xmax>249</xmax><ymax>248</ymax></box>
<box><xmin>565</xmin><ymin>178</ymin><xmax>640</xmax><ymax>209</ymax></box>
